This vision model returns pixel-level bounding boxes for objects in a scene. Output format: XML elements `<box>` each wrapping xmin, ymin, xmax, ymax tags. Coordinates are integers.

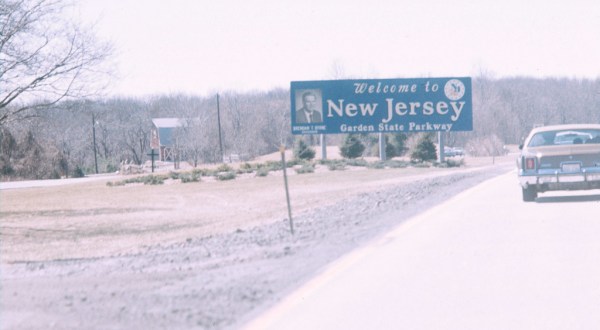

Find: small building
<box><xmin>151</xmin><ymin>118</ymin><xmax>184</xmax><ymax>162</ymax></box>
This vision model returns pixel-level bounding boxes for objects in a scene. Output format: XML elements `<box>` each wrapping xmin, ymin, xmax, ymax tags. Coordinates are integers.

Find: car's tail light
<box><xmin>525</xmin><ymin>157</ymin><xmax>536</xmax><ymax>170</ymax></box>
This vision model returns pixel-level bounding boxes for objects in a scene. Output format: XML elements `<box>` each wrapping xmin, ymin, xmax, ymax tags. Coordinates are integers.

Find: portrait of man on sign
<box><xmin>295</xmin><ymin>89</ymin><xmax>323</xmax><ymax>124</ymax></box>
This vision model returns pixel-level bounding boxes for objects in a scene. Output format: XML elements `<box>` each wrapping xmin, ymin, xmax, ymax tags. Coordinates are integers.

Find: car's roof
<box><xmin>529</xmin><ymin>124</ymin><xmax>600</xmax><ymax>135</ymax></box>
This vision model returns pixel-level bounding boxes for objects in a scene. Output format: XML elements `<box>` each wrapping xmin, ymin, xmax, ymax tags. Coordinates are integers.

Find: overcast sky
<box><xmin>75</xmin><ymin>0</ymin><xmax>600</xmax><ymax>97</ymax></box>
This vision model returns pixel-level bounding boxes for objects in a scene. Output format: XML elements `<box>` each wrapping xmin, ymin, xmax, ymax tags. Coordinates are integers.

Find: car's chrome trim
<box><xmin>519</xmin><ymin>167</ymin><xmax>600</xmax><ymax>188</ymax></box>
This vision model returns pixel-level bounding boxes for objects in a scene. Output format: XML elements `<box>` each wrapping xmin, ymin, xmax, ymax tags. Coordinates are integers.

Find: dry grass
<box><xmin>0</xmin><ymin>154</ymin><xmax>515</xmax><ymax>263</ymax></box>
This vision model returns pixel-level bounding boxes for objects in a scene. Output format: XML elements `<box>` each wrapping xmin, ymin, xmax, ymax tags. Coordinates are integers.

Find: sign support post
<box><xmin>320</xmin><ymin>134</ymin><xmax>327</xmax><ymax>160</ymax></box>
<box><xmin>379</xmin><ymin>133</ymin><xmax>386</xmax><ymax>161</ymax></box>
<box><xmin>438</xmin><ymin>132</ymin><xmax>445</xmax><ymax>163</ymax></box>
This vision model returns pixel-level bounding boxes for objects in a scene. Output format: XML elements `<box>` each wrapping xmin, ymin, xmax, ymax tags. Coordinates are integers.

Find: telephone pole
<box><xmin>217</xmin><ymin>93</ymin><xmax>224</xmax><ymax>162</ymax></box>
<box><xmin>92</xmin><ymin>113</ymin><xmax>98</xmax><ymax>174</ymax></box>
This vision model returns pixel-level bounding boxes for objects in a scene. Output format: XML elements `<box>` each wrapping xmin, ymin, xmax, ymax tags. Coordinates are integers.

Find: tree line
<box><xmin>1</xmin><ymin>76</ymin><xmax>599</xmax><ymax>180</ymax></box>
<box><xmin>2</xmin><ymin>1</ymin><xmax>600</xmax><ymax>180</ymax></box>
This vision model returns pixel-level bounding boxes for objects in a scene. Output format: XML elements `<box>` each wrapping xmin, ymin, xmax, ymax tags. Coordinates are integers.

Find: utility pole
<box><xmin>216</xmin><ymin>93</ymin><xmax>224</xmax><ymax>162</ymax></box>
<box><xmin>92</xmin><ymin>113</ymin><xmax>98</xmax><ymax>174</ymax></box>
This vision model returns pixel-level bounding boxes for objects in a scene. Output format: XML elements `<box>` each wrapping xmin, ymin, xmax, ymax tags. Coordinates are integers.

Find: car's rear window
<box><xmin>528</xmin><ymin>129</ymin><xmax>600</xmax><ymax>147</ymax></box>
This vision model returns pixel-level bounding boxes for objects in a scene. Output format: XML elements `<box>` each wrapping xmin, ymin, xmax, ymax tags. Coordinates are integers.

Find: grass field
<box><xmin>1</xmin><ymin>154</ymin><xmax>513</xmax><ymax>263</ymax></box>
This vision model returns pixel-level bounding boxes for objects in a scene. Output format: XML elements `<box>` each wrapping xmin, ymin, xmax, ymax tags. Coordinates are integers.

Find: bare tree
<box><xmin>328</xmin><ymin>59</ymin><xmax>346</xmax><ymax>80</ymax></box>
<box><xmin>118</xmin><ymin>103</ymin><xmax>149</xmax><ymax>165</ymax></box>
<box><xmin>223</xmin><ymin>92</ymin><xmax>266</xmax><ymax>159</ymax></box>
<box><xmin>261</xmin><ymin>89</ymin><xmax>292</xmax><ymax>150</ymax></box>
<box><xmin>0</xmin><ymin>0</ymin><xmax>113</xmax><ymax>126</ymax></box>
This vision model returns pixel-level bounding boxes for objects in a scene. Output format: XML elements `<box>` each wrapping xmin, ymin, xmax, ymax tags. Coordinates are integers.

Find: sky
<box><xmin>74</xmin><ymin>0</ymin><xmax>600</xmax><ymax>98</ymax></box>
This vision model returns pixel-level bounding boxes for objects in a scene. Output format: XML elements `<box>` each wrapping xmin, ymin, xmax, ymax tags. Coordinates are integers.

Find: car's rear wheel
<box><xmin>522</xmin><ymin>186</ymin><xmax>538</xmax><ymax>202</ymax></box>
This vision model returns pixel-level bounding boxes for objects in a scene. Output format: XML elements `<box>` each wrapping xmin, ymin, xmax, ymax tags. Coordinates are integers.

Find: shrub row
<box><xmin>106</xmin><ymin>174</ymin><xmax>167</xmax><ymax>186</ymax></box>
<box><xmin>107</xmin><ymin>157</ymin><xmax>464</xmax><ymax>187</ymax></box>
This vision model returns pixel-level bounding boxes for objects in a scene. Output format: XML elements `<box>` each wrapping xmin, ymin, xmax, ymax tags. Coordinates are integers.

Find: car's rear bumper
<box><xmin>519</xmin><ymin>168</ymin><xmax>600</xmax><ymax>191</ymax></box>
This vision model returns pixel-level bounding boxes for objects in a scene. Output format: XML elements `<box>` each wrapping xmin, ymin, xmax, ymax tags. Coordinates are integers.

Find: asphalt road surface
<box><xmin>245</xmin><ymin>171</ymin><xmax>600</xmax><ymax>330</ymax></box>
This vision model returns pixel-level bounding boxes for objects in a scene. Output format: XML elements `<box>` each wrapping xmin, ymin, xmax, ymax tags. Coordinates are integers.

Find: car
<box><xmin>444</xmin><ymin>146</ymin><xmax>456</xmax><ymax>157</ymax></box>
<box><xmin>517</xmin><ymin>124</ymin><xmax>600</xmax><ymax>201</ymax></box>
<box><xmin>444</xmin><ymin>146</ymin><xmax>464</xmax><ymax>157</ymax></box>
<box><xmin>453</xmin><ymin>147</ymin><xmax>465</xmax><ymax>156</ymax></box>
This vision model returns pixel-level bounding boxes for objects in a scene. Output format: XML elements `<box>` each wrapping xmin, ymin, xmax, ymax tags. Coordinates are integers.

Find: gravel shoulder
<box><xmin>1</xmin><ymin>159</ymin><xmax>514</xmax><ymax>329</ymax></box>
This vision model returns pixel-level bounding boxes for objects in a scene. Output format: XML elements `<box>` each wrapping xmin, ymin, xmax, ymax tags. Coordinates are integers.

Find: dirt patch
<box><xmin>1</xmin><ymin>158</ymin><xmax>514</xmax><ymax>329</ymax></box>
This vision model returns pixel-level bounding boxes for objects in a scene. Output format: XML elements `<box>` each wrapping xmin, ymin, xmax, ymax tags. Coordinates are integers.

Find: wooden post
<box><xmin>147</xmin><ymin>149</ymin><xmax>158</xmax><ymax>173</ymax></box>
<box><xmin>280</xmin><ymin>146</ymin><xmax>294</xmax><ymax>235</ymax></box>
<box><xmin>216</xmin><ymin>93</ymin><xmax>224</xmax><ymax>162</ymax></box>
<box><xmin>92</xmin><ymin>113</ymin><xmax>98</xmax><ymax>174</ymax></box>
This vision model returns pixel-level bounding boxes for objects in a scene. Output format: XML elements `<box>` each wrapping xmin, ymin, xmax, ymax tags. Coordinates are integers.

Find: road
<box><xmin>245</xmin><ymin>171</ymin><xmax>600</xmax><ymax>330</ymax></box>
